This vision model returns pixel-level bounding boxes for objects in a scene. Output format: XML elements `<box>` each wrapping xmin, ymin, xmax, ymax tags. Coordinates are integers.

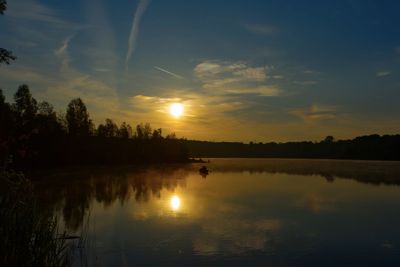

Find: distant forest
<box><xmin>0</xmin><ymin>85</ymin><xmax>189</xmax><ymax>169</ymax></box>
<box><xmin>186</xmin><ymin>135</ymin><xmax>400</xmax><ymax>161</ymax></box>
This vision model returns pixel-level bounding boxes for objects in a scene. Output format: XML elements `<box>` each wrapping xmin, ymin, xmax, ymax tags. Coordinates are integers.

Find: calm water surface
<box><xmin>33</xmin><ymin>159</ymin><xmax>400</xmax><ymax>266</ymax></box>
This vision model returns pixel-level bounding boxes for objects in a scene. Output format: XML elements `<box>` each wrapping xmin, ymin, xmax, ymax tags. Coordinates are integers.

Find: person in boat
<box><xmin>199</xmin><ymin>166</ymin><xmax>209</xmax><ymax>173</ymax></box>
<box><xmin>199</xmin><ymin>166</ymin><xmax>209</xmax><ymax>178</ymax></box>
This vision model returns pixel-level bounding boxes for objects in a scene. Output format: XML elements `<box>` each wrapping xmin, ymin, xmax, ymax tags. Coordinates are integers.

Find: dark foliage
<box><xmin>0</xmin><ymin>1</ymin><xmax>16</xmax><ymax>65</ymax></box>
<box><xmin>0</xmin><ymin>0</ymin><xmax>6</xmax><ymax>14</ymax></box>
<box><xmin>66</xmin><ymin>98</ymin><xmax>92</xmax><ymax>137</ymax></box>
<box><xmin>0</xmin><ymin>48</ymin><xmax>15</xmax><ymax>64</ymax></box>
<box><xmin>0</xmin><ymin>85</ymin><xmax>189</xmax><ymax>169</ymax></box>
<box><xmin>0</xmin><ymin>171</ymin><xmax>70</xmax><ymax>266</ymax></box>
<box><xmin>186</xmin><ymin>134</ymin><xmax>400</xmax><ymax>161</ymax></box>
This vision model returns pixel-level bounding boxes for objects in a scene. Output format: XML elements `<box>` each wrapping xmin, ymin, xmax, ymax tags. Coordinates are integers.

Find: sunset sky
<box><xmin>1</xmin><ymin>0</ymin><xmax>400</xmax><ymax>142</ymax></box>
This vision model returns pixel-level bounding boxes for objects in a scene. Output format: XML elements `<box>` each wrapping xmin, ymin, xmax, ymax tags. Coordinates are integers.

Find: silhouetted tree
<box><xmin>166</xmin><ymin>132</ymin><xmax>177</xmax><ymax>139</ymax></box>
<box><xmin>143</xmin><ymin>123</ymin><xmax>152</xmax><ymax>139</ymax></box>
<box><xmin>13</xmin><ymin>85</ymin><xmax>38</xmax><ymax>129</ymax></box>
<box><xmin>0</xmin><ymin>1</ymin><xmax>16</xmax><ymax>65</ymax></box>
<box><xmin>88</xmin><ymin>120</ymin><xmax>95</xmax><ymax>136</ymax></box>
<box><xmin>0</xmin><ymin>48</ymin><xmax>15</xmax><ymax>65</ymax></box>
<box><xmin>0</xmin><ymin>0</ymin><xmax>6</xmax><ymax>14</ymax></box>
<box><xmin>135</xmin><ymin>123</ymin><xmax>152</xmax><ymax>140</ymax></box>
<box><xmin>56</xmin><ymin>111</ymin><xmax>68</xmax><ymax>133</ymax></box>
<box><xmin>0</xmin><ymin>89</ymin><xmax>14</xmax><ymax>139</ymax></box>
<box><xmin>1</xmin><ymin>86</ymin><xmax>190</xmax><ymax>167</ymax></box>
<box><xmin>323</xmin><ymin>136</ymin><xmax>335</xmax><ymax>143</ymax></box>
<box><xmin>135</xmin><ymin>124</ymin><xmax>143</xmax><ymax>139</ymax></box>
<box><xmin>118</xmin><ymin>122</ymin><xmax>132</xmax><ymax>139</ymax></box>
<box><xmin>1</xmin><ymin>89</ymin><xmax>14</xmax><ymax>166</ymax></box>
<box><xmin>38</xmin><ymin>101</ymin><xmax>54</xmax><ymax>117</ymax></box>
<box><xmin>0</xmin><ymin>88</ymin><xmax>11</xmax><ymax>119</ymax></box>
<box><xmin>152</xmin><ymin>128</ymin><xmax>162</xmax><ymax>139</ymax></box>
<box><xmin>97</xmin><ymin>124</ymin><xmax>106</xmax><ymax>137</ymax></box>
<box><xmin>36</xmin><ymin>101</ymin><xmax>64</xmax><ymax>136</ymax></box>
<box><xmin>97</xmin><ymin>118</ymin><xmax>118</xmax><ymax>138</ymax></box>
<box><xmin>0</xmin><ymin>89</ymin><xmax>4</xmax><ymax>104</ymax></box>
<box><xmin>66</xmin><ymin>98</ymin><xmax>91</xmax><ymax>136</ymax></box>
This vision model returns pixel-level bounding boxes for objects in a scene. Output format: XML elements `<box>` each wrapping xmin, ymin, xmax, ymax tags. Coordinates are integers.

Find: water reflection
<box><xmin>206</xmin><ymin>158</ymin><xmax>400</xmax><ymax>186</ymax></box>
<box><xmin>30</xmin><ymin>159</ymin><xmax>400</xmax><ymax>232</ymax></box>
<box><xmin>29</xmin><ymin>159</ymin><xmax>400</xmax><ymax>266</ymax></box>
<box><xmin>31</xmin><ymin>165</ymin><xmax>191</xmax><ymax>231</ymax></box>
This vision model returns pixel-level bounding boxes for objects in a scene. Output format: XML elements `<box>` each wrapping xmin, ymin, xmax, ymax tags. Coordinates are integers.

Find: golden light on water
<box><xmin>169</xmin><ymin>103</ymin><xmax>184</xmax><ymax>118</ymax></box>
<box><xmin>170</xmin><ymin>195</ymin><xmax>181</xmax><ymax>211</ymax></box>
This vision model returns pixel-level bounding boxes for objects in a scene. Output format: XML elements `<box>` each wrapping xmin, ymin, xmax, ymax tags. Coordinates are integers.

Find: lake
<box><xmin>31</xmin><ymin>158</ymin><xmax>400</xmax><ymax>266</ymax></box>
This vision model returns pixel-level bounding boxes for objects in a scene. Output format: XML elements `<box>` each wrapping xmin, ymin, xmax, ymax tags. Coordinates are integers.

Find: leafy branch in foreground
<box><xmin>0</xmin><ymin>0</ymin><xmax>6</xmax><ymax>14</ymax></box>
<box><xmin>0</xmin><ymin>48</ymin><xmax>16</xmax><ymax>64</ymax></box>
<box><xmin>0</xmin><ymin>1</ymin><xmax>16</xmax><ymax>65</ymax></box>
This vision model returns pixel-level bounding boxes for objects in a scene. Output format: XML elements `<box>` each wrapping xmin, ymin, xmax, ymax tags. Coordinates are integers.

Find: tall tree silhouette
<box><xmin>323</xmin><ymin>135</ymin><xmax>335</xmax><ymax>143</ymax></box>
<box><xmin>66</xmin><ymin>98</ymin><xmax>92</xmax><ymax>136</ymax></box>
<box><xmin>118</xmin><ymin>122</ymin><xmax>132</xmax><ymax>138</ymax></box>
<box><xmin>37</xmin><ymin>101</ymin><xmax>64</xmax><ymax>136</ymax></box>
<box><xmin>13</xmin><ymin>84</ymin><xmax>38</xmax><ymax>129</ymax></box>
<box><xmin>0</xmin><ymin>0</ymin><xmax>16</xmax><ymax>65</ymax></box>
<box><xmin>0</xmin><ymin>88</ymin><xmax>14</xmax><ymax>139</ymax></box>
<box><xmin>97</xmin><ymin>118</ymin><xmax>118</xmax><ymax>138</ymax></box>
<box><xmin>152</xmin><ymin>128</ymin><xmax>162</xmax><ymax>140</ymax></box>
<box><xmin>136</xmin><ymin>123</ymin><xmax>152</xmax><ymax>139</ymax></box>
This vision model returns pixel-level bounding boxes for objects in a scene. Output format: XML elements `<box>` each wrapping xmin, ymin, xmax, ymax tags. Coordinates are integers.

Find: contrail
<box><xmin>154</xmin><ymin>66</ymin><xmax>184</xmax><ymax>79</ymax></box>
<box><xmin>125</xmin><ymin>0</ymin><xmax>150</xmax><ymax>66</ymax></box>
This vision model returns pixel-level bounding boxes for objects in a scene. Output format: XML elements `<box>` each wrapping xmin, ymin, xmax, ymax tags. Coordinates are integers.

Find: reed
<box><xmin>0</xmin><ymin>170</ymin><xmax>73</xmax><ymax>266</ymax></box>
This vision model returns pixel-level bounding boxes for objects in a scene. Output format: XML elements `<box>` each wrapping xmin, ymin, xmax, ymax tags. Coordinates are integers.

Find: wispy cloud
<box><xmin>12</xmin><ymin>32</ymin><xmax>120</xmax><ymax>123</ymax></box>
<box><xmin>94</xmin><ymin>68</ymin><xmax>112</xmax><ymax>73</ymax></box>
<box><xmin>7</xmin><ymin>0</ymin><xmax>76</xmax><ymax>28</ymax></box>
<box><xmin>154</xmin><ymin>66</ymin><xmax>184</xmax><ymax>79</ymax></box>
<box><xmin>245</xmin><ymin>24</ymin><xmax>278</xmax><ymax>35</ymax></box>
<box><xmin>303</xmin><ymin>69</ymin><xmax>321</xmax><ymax>75</ymax></box>
<box><xmin>83</xmin><ymin>0</ymin><xmax>118</xmax><ymax>76</ymax></box>
<box><xmin>125</xmin><ymin>0</ymin><xmax>150</xmax><ymax>66</ymax></box>
<box><xmin>293</xmin><ymin>80</ymin><xmax>318</xmax><ymax>86</ymax></box>
<box><xmin>194</xmin><ymin>60</ymin><xmax>281</xmax><ymax>96</ymax></box>
<box><xmin>291</xmin><ymin>104</ymin><xmax>337</xmax><ymax>122</ymax></box>
<box><xmin>133</xmin><ymin>94</ymin><xmax>181</xmax><ymax>104</ymax></box>
<box><xmin>54</xmin><ymin>36</ymin><xmax>73</xmax><ymax>71</ymax></box>
<box><xmin>0</xmin><ymin>67</ymin><xmax>48</xmax><ymax>84</ymax></box>
<box><xmin>224</xmin><ymin>86</ymin><xmax>281</xmax><ymax>96</ymax></box>
<box><xmin>377</xmin><ymin>71</ymin><xmax>391</xmax><ymax>77</ymax></box>
<box><xmin>194</xmin><ymin>61</ymin><xmax>267</xmax><ymax>82</ymax></box>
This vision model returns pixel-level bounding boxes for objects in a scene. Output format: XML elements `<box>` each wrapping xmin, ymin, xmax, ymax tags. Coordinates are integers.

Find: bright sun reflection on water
<box><xmin>170</xmin><ymin>195</ymin><xmax>181</xmax><ymax>211</ymax></box>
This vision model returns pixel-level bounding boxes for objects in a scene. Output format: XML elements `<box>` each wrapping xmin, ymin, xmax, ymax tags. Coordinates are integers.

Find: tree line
<box><xmin>185</xmin><ymin>134</ymin><xmax>400</xmax><ymax>161</ymax></box>
<box><xmin>0</xmin><ymin>85</ymin><xmax>189</xmax><ymax>169</ymax></box>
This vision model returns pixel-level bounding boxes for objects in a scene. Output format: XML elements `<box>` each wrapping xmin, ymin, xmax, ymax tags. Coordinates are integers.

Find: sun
<box><xmin>169</xmin><ymin>103</ymin><xmax>184</xmax><ymax>118</ymax></box>
<box><xmin>170</xmin><ymin>195</ymin><xmax>181</xmax><ymax>211</ymax></box>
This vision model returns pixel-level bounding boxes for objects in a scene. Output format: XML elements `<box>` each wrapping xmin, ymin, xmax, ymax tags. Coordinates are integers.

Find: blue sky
<box><xmin>1</xmin><ymin>0</ymin><xmax>400</xmax><ymax>141</ymax></box>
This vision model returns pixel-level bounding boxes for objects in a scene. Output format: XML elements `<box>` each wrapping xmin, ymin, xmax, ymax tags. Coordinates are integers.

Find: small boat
<box><xmin>199</xmin><ymin>166</ymin><xmax>209</xmax><ymax>175</ymax></box>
